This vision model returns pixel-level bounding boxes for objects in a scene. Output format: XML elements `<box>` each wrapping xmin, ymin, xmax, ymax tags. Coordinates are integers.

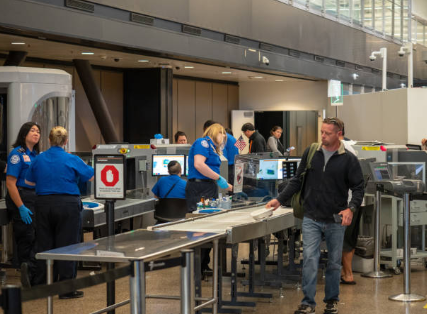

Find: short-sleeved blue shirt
<box><xmin>6</xmin><ymin>146</ymin><xmax>38</xmax><ymax>189</ymax></box>
<box><xmin>151</xmin><ymin>175</ymin><xmax>187</xmax><ymax>198</ymax></box>
<box><xmin>188</xmin><ymin>137</ymin><xmax>221</xmax><ymax>180</ymax></box>
<box><xmin>26</xmin><ymin>146</ymin><xmax>94</xmax><ymax>195</ymax></box>
<box><xmin>222</xmin><ymin>133</ymin><xmax>239</xmax><ymax>166</ymax></box>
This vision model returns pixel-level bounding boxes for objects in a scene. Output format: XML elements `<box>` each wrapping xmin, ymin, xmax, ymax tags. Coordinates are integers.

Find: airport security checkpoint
<box><xmin>4</xmin><ymin>2</ymin><xmax>427</xmax><ymax>313</ymax></box>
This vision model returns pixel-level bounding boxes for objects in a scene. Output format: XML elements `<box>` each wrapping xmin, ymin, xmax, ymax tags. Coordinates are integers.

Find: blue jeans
<box><xmin>301</xmin><ymin>217</ymin><xmax>346</xmax><ymax>307</ymax></box>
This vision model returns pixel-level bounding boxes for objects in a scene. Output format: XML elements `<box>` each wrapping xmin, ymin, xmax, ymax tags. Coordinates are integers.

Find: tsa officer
<box><xmin>25</xmin><ymin>126</ymin><xmax>93</xmax><ymax>299</ymax></box>
<box><xmin>5</xmin><ymin>122</ymin><xmax>40</xmax><ymax>274</ymax></box>
<box><xmin>186</xmin><ymin>123</ymin><xmax>233</xmax><ymax>212</ymax></box>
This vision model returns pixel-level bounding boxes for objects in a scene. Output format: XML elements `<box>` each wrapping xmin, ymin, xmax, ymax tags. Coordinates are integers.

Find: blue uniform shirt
<box><xmin>223</xmin><ymin>133</ymin><xmax>239</xmax><ymax>166</ymax></box>
<box><xmin>26</xmin><ymin>146</ymin><xmax>94</xmax><ymax>195</ymax></box>
<box><xmin>152</xmin><ymin>175</ymin><xmax>187</xmax><ymax>198</ymax></box>
<box><xmin>7</xmin><ymin>146</ymin><xmax>37</xmax><ymax>189</ymax></box>
<box><xmin>188</xmin><ymin>137</ymin><xmax>221</xmax><ymax>180</ymax></box>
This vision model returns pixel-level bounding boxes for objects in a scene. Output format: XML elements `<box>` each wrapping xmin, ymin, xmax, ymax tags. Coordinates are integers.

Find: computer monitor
<box><xmin>282</xmin><ymin>161</ymin><xmax>298</xmax><ymax>179</ymax></box>
<box><xmin>369</xmin><ymin>162</ymin><xmax>392</xmax><ymax>181</ymax></box>
<box><xmin>185</xmin><ymin>155</ymin><xmax>189</xmax><ymax>176</ymax></box>
<box><xmin>257</xmin><ymin>159</ymin><xmax>283</xmax><ymax>180</ymax></box>
<box><xmin>152</xmin><ymin>154</ymin><xmax>185</xmax><ymax>176</ymax></box>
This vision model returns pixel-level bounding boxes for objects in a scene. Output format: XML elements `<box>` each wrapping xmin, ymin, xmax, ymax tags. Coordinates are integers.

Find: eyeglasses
<box><xmin>323</xmin><ymin>117</ymin><xmax>343</xmax><ymax>131</ymax></box>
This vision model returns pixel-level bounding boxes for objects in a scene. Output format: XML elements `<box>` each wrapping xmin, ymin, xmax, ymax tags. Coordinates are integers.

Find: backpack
<box><xmin>290</xmin><ymin>143</ymin><xmax>320</xmax><ymax>219</ymax></box>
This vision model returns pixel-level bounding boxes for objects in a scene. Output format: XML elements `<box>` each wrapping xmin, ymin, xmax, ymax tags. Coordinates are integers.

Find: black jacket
<box><xmin>277</xmin><ymin>142</ymin><xmax>364</xmax><ymax>223</ymax></box>
<box><xmin>249</xmin><ymin>131</ymin><xmax>267</xmax><ymax>153</ymax></box>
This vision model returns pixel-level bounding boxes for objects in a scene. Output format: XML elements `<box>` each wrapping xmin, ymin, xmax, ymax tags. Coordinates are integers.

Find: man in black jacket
<box><xmin>266</xmin><ymin>117</ymin><xmax>364</xmax><ymax>314</ymax></box>
<box><xmin>241</xmin><ymin>123</ymin><xmax>266</xmax><ymax>153</ymax></box>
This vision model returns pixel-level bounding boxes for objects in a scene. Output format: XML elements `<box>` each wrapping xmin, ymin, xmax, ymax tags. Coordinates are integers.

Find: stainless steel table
<box><xmin>36</xmin><ymin>229</ymin><xmax>225</xmax><ymax>314</ymax></box>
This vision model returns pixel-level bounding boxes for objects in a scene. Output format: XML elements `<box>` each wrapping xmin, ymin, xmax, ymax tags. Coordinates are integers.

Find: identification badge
<box><xmin>23</xmin><ymin>155</ymin><xmax>30</xmax><ymax>162</ymax></box>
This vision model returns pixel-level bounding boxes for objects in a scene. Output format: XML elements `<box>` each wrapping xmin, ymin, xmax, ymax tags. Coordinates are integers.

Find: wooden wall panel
<box><xmin>74</xmin><ymin>69</ymin><xmax>102</xmax><ymax>151</ymax></box>
<box><xmin>172</xmin><ymin>79</ymin><xmax>178</xmax><ymax>142</ymax></box>
<box><xmin>101</xmin><ymin>70</ymin><xmax>123</xmax><ymax>141</ymax></box>
<box><xmin>227</xmin><ymin>85</ymin><xmax>239</xmax><ymax>128</ymax></box>
<box><xmin>195</xmin><ymin>81</ymin><xmax>212</xmax><ymax>137</ymax></box>
<box><xmin>177</xmin><ymin>80</ymin><xmax>196</xmax><ymax>142</ymax></box>
<box><xmin>212</xmin><ymin>83</ymin><xmax>228</xmax><ymax>127</ymax></box>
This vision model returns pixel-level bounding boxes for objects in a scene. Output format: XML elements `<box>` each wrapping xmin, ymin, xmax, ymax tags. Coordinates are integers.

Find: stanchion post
<box><xmin>47</xmin><ymin>259</ymin><xmax>53</xmax><ymax>314</ymax></box>
<box><xmin>105</xmin><ymin>200</ymin><xmax>116</xmax><ymax>314</ymax></box>
<box><xmin>213</xmin><ymin>239</ymin><xmax>218</xmax><ymax>314</ymax></box>
<box><xmin>389</xmin><ymin>193</ymin><xmax>426</xmax><ymax>302</ymax></box>
<box><xmin>129</xmin><ymin>260</ymin><xmax>145</xmax><ymax>314</ymax></box>
<box><xmin>362</xmin><ymin>186</ymin><xmax>392</xmax><ymax>278</ymax></box>
<box><xmin>1</xmin><ymin>285</ymin><xmax>22</xmax><ymax>314</ymax></box>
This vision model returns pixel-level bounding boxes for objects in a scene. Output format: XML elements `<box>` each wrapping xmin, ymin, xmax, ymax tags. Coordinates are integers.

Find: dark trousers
<box><xmin>33</xmin><ymin>195</ymin><xmax>82</xmax><ymax>285</ymax></box>
<box><xmin>185</xmin><ymin>180</ymin><xmax>218</xmax><ymax>269</ymax></box>
<box><xmin>6</xmin><ymin>189</ymin><xmax>36</xmax><ymax>269</ymax></box>
<box><xmin>228</xmin><ymin>164</ymin><xmax>235</xmax><ymax>185</ymax></box>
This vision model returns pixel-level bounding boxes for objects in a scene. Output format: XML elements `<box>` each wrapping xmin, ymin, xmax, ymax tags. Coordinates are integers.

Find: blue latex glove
<box><xmin>18</xmin><ymin>205</ymin><xmax>33</xmax><ymax>225</ymax></box>
<box><xmin>217</xmin><ymin>176</ymin><xmax>229</xmax><ymax>189</ymax></box>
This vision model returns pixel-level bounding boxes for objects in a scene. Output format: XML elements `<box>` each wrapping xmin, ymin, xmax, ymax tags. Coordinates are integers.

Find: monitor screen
<box><xmin>282</xmin><ymin>161</ymin><xmax>298</xmax><ymax>179</ymax></box>
<box><xmin>152</xmin><ymin>154</ymin><xmax>185</xmax><ymax>176</ymax></box>
<box><xmin>257</xmin><ymin>159</ymin><xmax>283</xmax><ymax>180</ymax></box>
<box><xmin>185</xmin><ymin>155</ymin><xmax>189</xmax><ymax>176</ymax></box>
<box><xmin>372</xmin><ymin>164</ymin><xmax>391</xmax><ymax>181</ymax></box>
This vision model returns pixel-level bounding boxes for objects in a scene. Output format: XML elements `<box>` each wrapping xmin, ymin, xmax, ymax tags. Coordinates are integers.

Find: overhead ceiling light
<box><xmin>138</xmin><ymin>59</ymin><xmax>149</xmax><ymax>63</ymax></box>
<box><xmin>11</xmin><ymin>42</ymin><xmax>25</xmax><ymax>45</ymax></box>
<box><xmin>248</xmin><ymin>49</ymin><xmax>257</xmax><ymax>52</ymax></box>
<box><xmin>249</xmin><ymin>76</ymin><xmax>263</xmax><ymax>79</ymax></box>
<box><xmin>275</xmin><ymin>79</ymin><xmax>284</xmax><ymax>82</ymax></box>
<box><xmin>81</xmin><ymin>52</ymin><xmax>94</xmax><ymax>55</ymax></box>
<box><xmin>184</xmin><ymin>66</ymin><xmax>194</xmax><ymax>69</ymax></box>
<box><xmin>222</xmin><ymin>71</ymin><xmax>232</xmax><ymax>74</ymax></box>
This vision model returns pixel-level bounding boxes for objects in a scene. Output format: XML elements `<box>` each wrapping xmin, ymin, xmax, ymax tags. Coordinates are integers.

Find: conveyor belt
<box><xmin>151</xmin><ymin>205</ymin><xmax>295</xmax><ymax>244</ymax></box>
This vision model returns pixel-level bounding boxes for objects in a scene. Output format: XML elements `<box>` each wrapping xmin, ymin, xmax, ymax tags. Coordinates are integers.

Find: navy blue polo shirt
<box><xmin>152</xmin><ymin>175</ymin><xmax>187</xmax><ymax>198</ymax></box>
<box><xmin>6</xmin><ymin>146</ymin><xmax>37</xmax><ymax>189</ymax></box>
<box><xmin>26</xmin><ymin>146</ymin><xmax>94</xmax><ymax>195</ymax></box>
<box><xmin>188</xmin><ymin>137</ymin><xmax>221</xmax><ymax>180</ymax></box>
<box><xmin>223</xmin><ymin>133</ymin><xmax>239</xmax><ymax>166</ymax></box>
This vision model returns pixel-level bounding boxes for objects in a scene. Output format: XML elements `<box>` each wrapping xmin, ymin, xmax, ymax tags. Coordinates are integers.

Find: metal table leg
<box><xmin>47</xmin><ymin>259</ymin><xmax>53</xmax><ymax>314</ymax></box>
<box><xmin>181</xmin><ymin>249</ymin><xmax>195</xmax><ymax>314</ymax></box>
<box><xmin>129</xmin><ymin>260</ymin><xmax>146</xmax><ymax>314</ymax></box>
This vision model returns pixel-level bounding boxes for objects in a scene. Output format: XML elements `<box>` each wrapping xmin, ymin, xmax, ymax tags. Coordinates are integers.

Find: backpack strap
<box><xmin>306</xmin><ymin>143</ymin><xmax>320</xmax><ymax>171</ymax></box>
<box><xmin>164</xmin><ymin>180</ymin><xmax>179</xmax><ymax>198</ymax></box>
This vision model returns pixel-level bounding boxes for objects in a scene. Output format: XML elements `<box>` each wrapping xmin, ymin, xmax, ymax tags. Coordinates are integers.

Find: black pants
<box><xmin>185</xmin><ymin>180</ymin><xmax>217</xmax><ymax>270</ymax></box>
<box><xmin>33</xmin><ymin>195</ymin><xmax>82</xmax><ymax>285</ymax></box>
<box><xmin>185</xmin><ymin>180</ymin><xmax>218</xmax><ymax>212</ymax></box>
<box><xmin>228</xmin><ymin>164</ymin><xmax>235</xmax><ymax>186</ymax></box>
<box><xmin>6</xmin><ymin>188</ymin><xmax>36</xmax><ymax>269</ymax></box>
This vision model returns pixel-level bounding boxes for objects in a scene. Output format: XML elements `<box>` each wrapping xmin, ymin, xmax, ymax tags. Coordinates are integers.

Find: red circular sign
<box><xmin>100</xmin><ymin>165</ymin><xmax>119</xmax><ymax>187</ymax></box>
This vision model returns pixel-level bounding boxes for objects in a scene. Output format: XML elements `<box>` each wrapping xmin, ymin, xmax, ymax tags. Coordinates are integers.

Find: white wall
<box><xmin>413</xmin><ymin>0</ymin><xmax>427</xmax><ymax>21</ymax></box>
<box><xmin>239</xmin><ymin>81</ymin><xmax>329</xmax><ymax>112</ymax></box>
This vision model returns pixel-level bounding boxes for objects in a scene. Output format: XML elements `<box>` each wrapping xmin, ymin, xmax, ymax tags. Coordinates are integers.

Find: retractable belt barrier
<box><xmin>0</xmin><ymin>257</ymin><xmax>182</xmax><ymax>313</ymax></box>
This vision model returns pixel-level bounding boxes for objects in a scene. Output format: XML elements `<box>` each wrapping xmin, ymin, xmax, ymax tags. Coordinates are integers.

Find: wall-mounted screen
<box><xmin>257</xmin><ymin>159</ymin><xmax>283</xmax><ymax>180</ymax></box>
<box><xmin>282</xmin><ymin>161</ymin><xmax>298</xmax><ymax>179</ymax></box>
<box><xmin>152</xmin><ymin>154</ymin><xmax>185</xmax><ymax>176</ymax></box>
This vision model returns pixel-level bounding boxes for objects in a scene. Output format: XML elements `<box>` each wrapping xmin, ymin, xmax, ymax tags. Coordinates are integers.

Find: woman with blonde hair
<box><xmin>186</xmin><ymin>123</ymin><xmax>233</xmax><ymax>272</ymax></box>
<box><xmin>24</xmin><ymin>126</ymin><xmax>94</xmax><ymax>299</ymax></box>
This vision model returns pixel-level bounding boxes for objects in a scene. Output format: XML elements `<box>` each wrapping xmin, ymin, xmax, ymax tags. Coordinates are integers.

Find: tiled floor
<box><xmin>3</xmin><ymin>244</ymin><xmax>427</xmax><ymax>314</ymax></box>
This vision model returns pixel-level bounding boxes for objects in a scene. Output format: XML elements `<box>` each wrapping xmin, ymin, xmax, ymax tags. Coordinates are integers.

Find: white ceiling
<box><xmin>0</xmin><ymin>33</ymin><xmax>317</xmax><ymax>83</ymax></box>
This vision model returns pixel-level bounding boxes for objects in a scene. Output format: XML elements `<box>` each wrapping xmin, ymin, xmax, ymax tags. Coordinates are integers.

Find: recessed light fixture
<box><xmin>248</xmin><ymin>49</ymin><xmax>257</xmax><ymax>52</ymax></box>
<box><xmin>81</xmin><ymin>52</ymin><xmax>94</xmax><ymax>55</ymax></box>
<box><xmin>222</xmin><ymin>72</ymin><xmax>232</xmax><ymax>74</ymax></box>
<box><xmin>251</xmin><ymin>76</ymin><xmax>263</xmax><ymax>79</ymax></box>
<box><xmin>184</xmin><ymin>66</ymin><xmax>194</xmax><ymax>69</ymax></box>
<box><xmin>275</xmin><ymin>79</ymin><xmax>284</xmax><ymax>82</ymax></box>
<box><xmin>138</xmin><ymin>59</ymin><xmax>149</xmax><ymax>63</ymax></box>
<box><xmin>11</xmin><ymin>42</ymin><xmax>25</xmax><ymax>45</ymax></box>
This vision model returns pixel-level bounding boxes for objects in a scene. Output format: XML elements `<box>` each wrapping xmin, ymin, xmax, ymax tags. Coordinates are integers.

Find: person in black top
<box><xmin>241</xmin><ymin>123</ymin><xmax>266</xmax><ymax>153</ymax></box>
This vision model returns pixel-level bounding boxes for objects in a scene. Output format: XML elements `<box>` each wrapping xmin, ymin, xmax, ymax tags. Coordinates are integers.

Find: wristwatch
<box><xmin>349</xmin><ymin>206</ymin><xmax>356</xmax><ymax>213</ymax></box>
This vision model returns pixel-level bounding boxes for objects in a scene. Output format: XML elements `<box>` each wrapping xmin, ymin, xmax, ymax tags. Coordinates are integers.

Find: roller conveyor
<box><xmin>151</xmin><ymin>205</ymin><xmax>295</xmax><ymax>244</ymax></box>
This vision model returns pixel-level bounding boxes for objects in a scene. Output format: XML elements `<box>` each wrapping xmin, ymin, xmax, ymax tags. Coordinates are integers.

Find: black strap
<box><xmin>276</xmin><ymin>139</ymin><xmax>285</xmax><ymax>154</ymax></box>
<box><xmin>164</xmin><ymin>180</ymin><xmax>179</xmax><ymax>198</ymax></box>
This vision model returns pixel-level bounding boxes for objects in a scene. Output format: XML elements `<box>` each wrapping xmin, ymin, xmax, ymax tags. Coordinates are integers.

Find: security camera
<box><xmin>262</xmin><ymin>56</ymin><xmax>270</xmax><ymax>66</ymax></box>
<box><xmin>369</xmin><ymin>55</ymin><xmax>376</xmax><ymax>61</ymax></box>
<box><xmin>175</xmin><ymin>66</ymin><xmax>180</xmax><ymax>70</ymax></box>
<box><xmin>114</xmin><ymin>58</ymin><xmax>120</xmax><ymax>62</ymax></box>
<box><xmin>398</xmin><ymin>50</ymin><xmax>405</xmax><ymax>57</ymax></box>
